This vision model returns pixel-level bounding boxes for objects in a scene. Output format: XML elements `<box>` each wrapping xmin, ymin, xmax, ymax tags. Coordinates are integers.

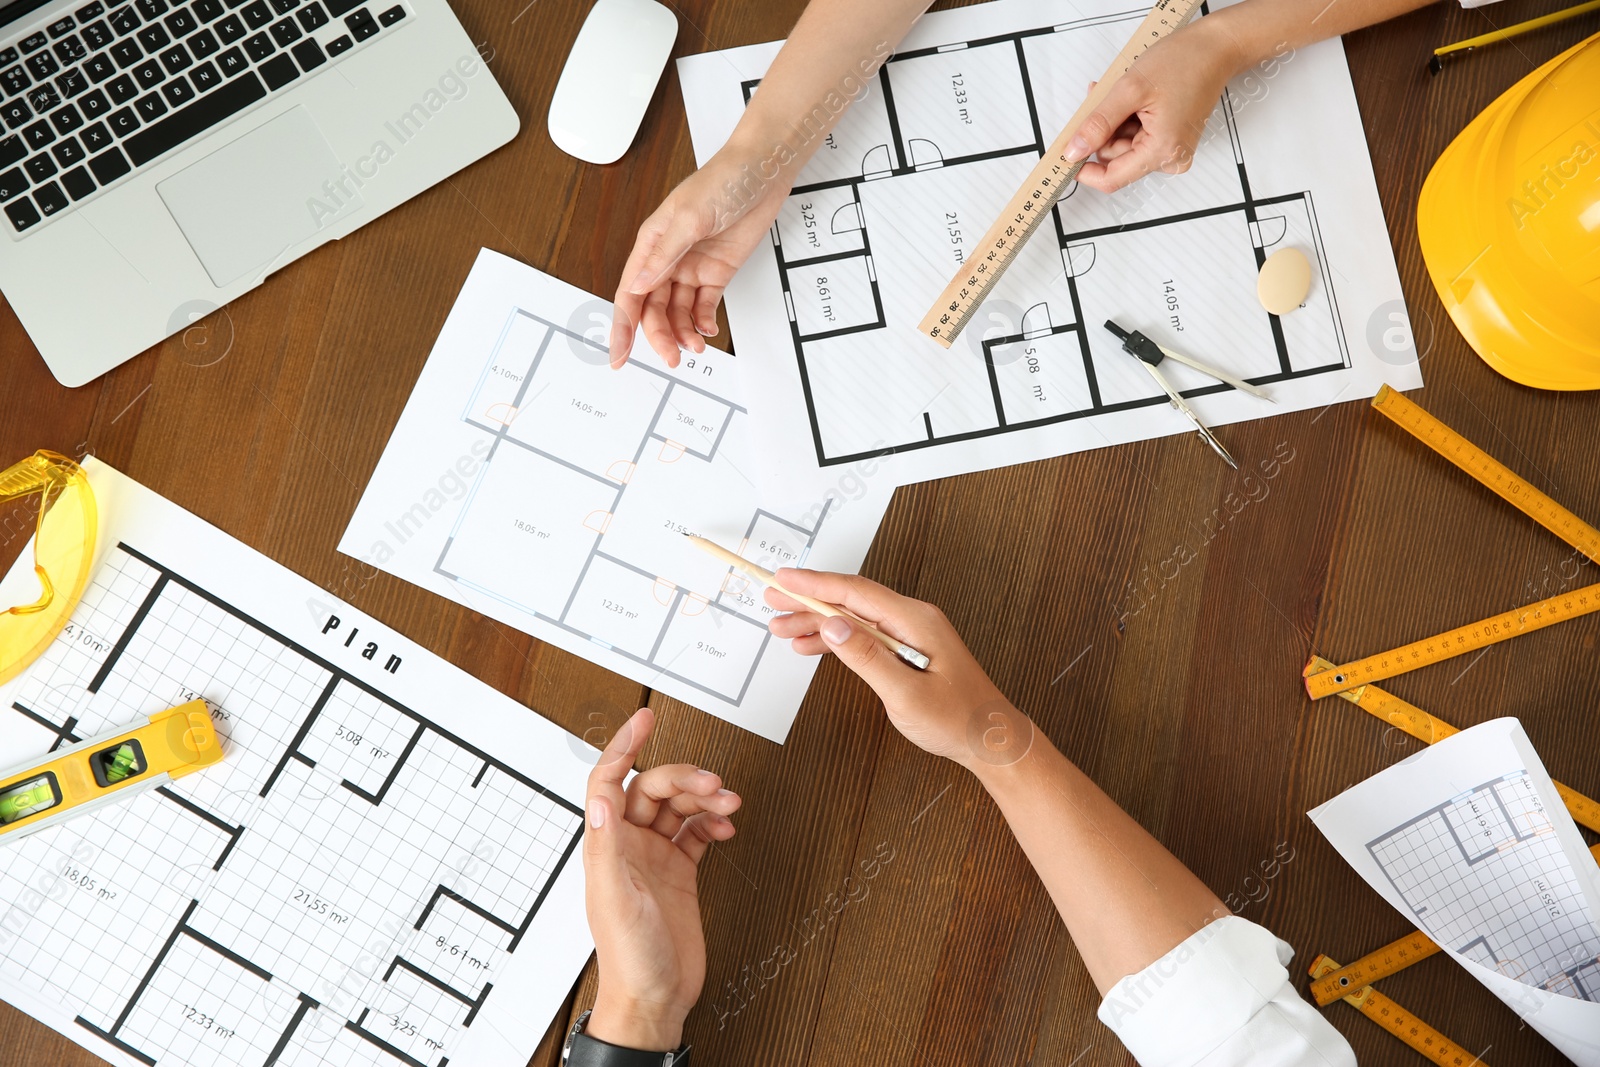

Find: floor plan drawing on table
<box><xmin>342</xmin><ymin>251</ymin><xmax>891</xmax><ymax>743</ymax></box>
<box><xmin>1369</xmin><ymin>771</ymin><xmax>1600</xmax><ymax>1001</ymax></box>
<box><xmin>678</xmin><ymin>0</ymin><xmax>1422</xmax><ymax>490</ymax></box>
<box><xmin>0</xmin><ymin>461</ymin><xmax>596</xmax><ymax>1067</ymax></box>
<box><xmin>1311</xmin><ymin>719</ymin><xmax>1600</xmax><ymax>1065</ymax></box>
<box><xmin>442</xmin><ymin>313</ymin><xmax>820</xmax><ymax>709</ymax></box>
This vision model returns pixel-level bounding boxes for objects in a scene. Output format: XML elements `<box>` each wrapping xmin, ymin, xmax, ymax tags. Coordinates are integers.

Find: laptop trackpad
<box><xmin>157</xmin><ymin>106</ymin><xmax>363</xmax><ymax>287</ymax></box>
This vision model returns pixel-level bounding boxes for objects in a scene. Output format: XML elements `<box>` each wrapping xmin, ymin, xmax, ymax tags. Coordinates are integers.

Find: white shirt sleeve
<box><xmin>1096</xmin><ymin>916</ymin><xmax>1355</xmax><ymax>1067</ymax></box>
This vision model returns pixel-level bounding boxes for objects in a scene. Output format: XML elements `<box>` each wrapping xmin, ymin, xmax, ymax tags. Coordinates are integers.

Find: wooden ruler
<box><xmin>1311</xmin><ymin>931</ymin><xmax>1440</xmax><ymax>1006</ymax></box>
<box><xmin>1309</xmin><ymin>955</ymin><xmax>1488</xmax><ymax>1066</ymax></box>
<box><xmin>1306</xmin><ymin>387</ymin><xmax>1600</xmax><ymax>700</ymax></box>
<box><xmin>1370</xmin><ymin>385</ymin><xmax>1600</xmax><ymax>563</ymax></box>
<box><xmin>1303</xmin><ymin>656</ymin><xmax>1600</xmax><ymax>833</ymax></box>
<box><xmin>1305</xmin><ymin>584</ymin><xmax>1600</xmax><ymax>698</ymax></box>
<box><xmin>916</xmin><ymin>0</ymin><xmax>1204</xmax><ymax>346</ymax></box>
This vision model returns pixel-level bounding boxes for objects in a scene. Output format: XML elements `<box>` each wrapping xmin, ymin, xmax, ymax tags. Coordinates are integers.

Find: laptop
<box><xmin>0</xmin><ymin>0</ymin><xmax>518</xmax><ymax>386</ymax></box>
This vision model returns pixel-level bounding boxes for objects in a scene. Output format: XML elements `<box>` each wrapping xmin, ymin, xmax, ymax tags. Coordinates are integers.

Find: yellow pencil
<box><xmin>1429</xmin><ymin>0</ymin><xmax>1600</xmax><ymax>72</ymax></box>
<box><xmin>684</xmin><ymin>534</ymin><xmax>931</xmax><ymax>670</ymax></box>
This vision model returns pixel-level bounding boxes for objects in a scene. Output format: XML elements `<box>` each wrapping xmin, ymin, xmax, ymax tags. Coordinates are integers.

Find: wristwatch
<box><xmin>562</xmin><ymin>1009</ymin><xmax>692</xmax><ymax>1067</ymax></box>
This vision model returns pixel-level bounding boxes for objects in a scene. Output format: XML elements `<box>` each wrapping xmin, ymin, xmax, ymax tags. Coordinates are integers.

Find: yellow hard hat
<box><xmin>1417</xmin><ymin>31</ymin><xmax>1600</xmax><ymax>390</ymax></box>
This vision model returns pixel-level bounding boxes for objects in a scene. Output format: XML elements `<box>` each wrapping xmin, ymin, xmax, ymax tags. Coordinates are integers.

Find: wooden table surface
<box><xmin>4</xmin><ymin>0</ymin><xmax>1598</xmax><ymax>1063</ymax></box>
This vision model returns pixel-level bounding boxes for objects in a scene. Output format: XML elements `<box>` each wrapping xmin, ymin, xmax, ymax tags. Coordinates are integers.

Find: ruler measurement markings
<box><xmin>1307</xmin><ymin>582</ymin><xmax>1600</xmax><ymax>698</ymax></box>
<box><xmin>1310</xmin><ymin>932</ymin><xmax>1441</xmax><ymax>1005</ymax></box>
<box><xmin>1304</xmin><ymin>656</ymin><xmax>1600</xmax><ymax>834</ymax></box>
<box><xmin>1309</xmin><ymin>955</ymin><xmax>1486</xmax><ymax>1066</ymax></box>
<box><xmin>1302</xmin><ymin>389</ymin><xmax>1600</xmax><ymax>1055</ymax></box>
<box><xmin>1307</xmin><ymin>388</ymin><xmax>1600</xmax><ymax>698</ymax></box>
<box><xmin>1373</xmin><ymin>386</ymin><xmax>1600</xmax><ymax>563</ymax></box>
<box><xmin>919</xmin><ymin>0</ymin><xmax>1205</xmax><ymax>345</ymax></box>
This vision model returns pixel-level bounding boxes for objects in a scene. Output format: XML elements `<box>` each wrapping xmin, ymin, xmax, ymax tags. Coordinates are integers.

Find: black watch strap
<box><xmin>562</xmin><ymin>1010</ymin><xmax>691</xmax><ymax>1067</ymax></box>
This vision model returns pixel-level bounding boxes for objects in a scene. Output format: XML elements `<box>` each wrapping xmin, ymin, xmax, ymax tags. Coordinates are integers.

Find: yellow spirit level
<box><xmin>0</xmin><ymin>700</ymin><xmax>223</xmax><ymax>845</ymax></box>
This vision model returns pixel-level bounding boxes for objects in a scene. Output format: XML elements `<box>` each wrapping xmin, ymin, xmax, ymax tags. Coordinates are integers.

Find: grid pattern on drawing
<box><xmin>192</xmin><ymin>718</ymin><xmax>579</xmax><ymax>1050</ymax></box>
<box><xmin>441</xmin><ymin>758</ymin><xmax>586</xmax><ymax>922</ymax></box>
<box><xmin>12</xmin><ymin>551</ymin><xmax>167</xmax><ymax>727</ymax></box>
<box><xmin>201</xmin><ymin>758</ymin><xmax>401</xmax><ymax>1008</ymax></box>
<box><xmin>297</xmin><ymin>683</ymin><xmax>418</xmax><ymax>799</ymax></box>
<box><xmin>357</xmin><ymin>964</ymin><xmax>465</xmax><ymax>1063</ymax></box>
<box><xmin>277</xmin><ymin>1016</ymin><xmax>449</xmax><ymax>1067</ymax></box>
<box><xmin>414</xmin><ymin>893</ymin><xmax>509</xmax><ymax>1001</ymax></box>
<box><xmin>90</xmin><ymin>566</ymin><xmax>335</xmax><ymax>825</ymax></box>
<box><xmin>1368</xmin><ymin>773</ymin><xmax>1600</xmax><ymax>998</ymax></box>
<box><xmin>116</xmin><ymin>932</ymin><xmax>299</xmax><ymax>1067</ymax></box>
<box><xmin>0</xmin><ymin>786</ymin><xmax>226</xmax><ymax>1020</ymax></box>
<box><xmin>1</xmin><ymin>543</ymin><xmax>586</xmax><ymax>1067</ymax></box>
<box><xmin>1495</xmin><ymin>772</ymin><xmax>1551</xmax><ymax>838</ymax></box>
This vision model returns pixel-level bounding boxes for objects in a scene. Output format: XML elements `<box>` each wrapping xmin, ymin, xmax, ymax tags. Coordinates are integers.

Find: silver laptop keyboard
<box><xmin>0</xmin><ymin>0</ymin><xmax>409</xmax><ymax>236</ymax></box>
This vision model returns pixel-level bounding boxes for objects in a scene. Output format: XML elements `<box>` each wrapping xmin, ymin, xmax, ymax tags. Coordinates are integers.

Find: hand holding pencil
<box><xmin>687</xmin><ymin>534</ymin><xmax>1026</xmax><ymax>769</ymax></box>
<box><xmin>766</xmin><ymin>568</ymin><xmax>1023</xmax><ymax>771</ymax></box>
<box><xmin>685</xmin><ymin>535</ymin><xmax>929</xmax><ymax>669</ymax></box>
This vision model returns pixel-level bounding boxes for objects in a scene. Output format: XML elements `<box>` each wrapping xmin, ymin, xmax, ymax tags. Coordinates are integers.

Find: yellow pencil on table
<box><xmin>684</xmin><ymin>534</ymin><xmax>931</xmax><ymax>670</ymax></box>
<box><xmin>1428</xmin><ymin>0</ymin><xmax>1600</xmax><ymax>72</ymax></box>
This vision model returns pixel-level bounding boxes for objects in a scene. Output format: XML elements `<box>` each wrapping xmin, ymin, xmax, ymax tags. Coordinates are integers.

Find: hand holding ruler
<box><xmin>916</xmin><ymin>0</ymin><xmax>1205</xmax><ymax>346</ymax></box>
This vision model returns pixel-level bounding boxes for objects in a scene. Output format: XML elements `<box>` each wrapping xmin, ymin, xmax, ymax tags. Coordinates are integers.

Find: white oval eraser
<box><xmin>548</xmin><ymin>0</ymin><xmax>679</xmax><ymax>165</ymax></box>
<box><xmin>1257</xmin><ymin>247</ymin><xmax>1312</xmax><ymax>316</ymax></box>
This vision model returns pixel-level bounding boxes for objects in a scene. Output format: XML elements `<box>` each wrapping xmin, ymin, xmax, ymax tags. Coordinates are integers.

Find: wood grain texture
<box><xmin>3</xmin><ymin>0</ymin><xmax>1598</xmax><ymax>1064</ymax></box>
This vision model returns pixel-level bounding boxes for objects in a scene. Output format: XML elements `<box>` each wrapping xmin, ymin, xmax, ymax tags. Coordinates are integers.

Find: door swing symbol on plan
<box><xmin>341</xmin><ymin>251</ymin><xmax>891</xmax><ymax>743</ymax></box>
<box><xmin>0</xmin><ymin>461</ymin><xmax>597</xmax><ymax>1067</ymax></box>
<box><xmin>677</xmin><ymin>0</ymin><xmax>1422</xmax><ymax>490</ymax></box>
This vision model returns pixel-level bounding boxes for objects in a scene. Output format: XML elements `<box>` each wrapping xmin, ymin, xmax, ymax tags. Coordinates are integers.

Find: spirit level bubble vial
<box><xmin>0</xmin><ymin>700</ymin><xmax>224</xmax><ymax>846</ymax></box>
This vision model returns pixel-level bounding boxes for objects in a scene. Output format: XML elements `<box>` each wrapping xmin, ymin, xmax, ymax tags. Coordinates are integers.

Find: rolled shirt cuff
<box><xmin>1096</xmin><ymin>916</ymin><xmax>1355</xmax><ymax>1067</ymax></box>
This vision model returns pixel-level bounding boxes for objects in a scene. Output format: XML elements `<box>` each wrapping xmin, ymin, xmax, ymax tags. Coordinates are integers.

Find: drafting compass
<box><xmin>1102</xmin><ymin>320</ymin><xmax>1274</xmax><ymax>469</ymax></box>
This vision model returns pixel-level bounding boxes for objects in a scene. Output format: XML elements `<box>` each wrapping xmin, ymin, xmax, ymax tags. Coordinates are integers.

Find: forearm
<box><xmin>968</xmin><ymin>712</ymin><xmax>1225</xmax><ymax>994</ymax></box>
<box><xmin>726</xmin><ymin>0</ymin><xmax>932</xmax><ymax>180</ymax></box>
<box><xmin>1196</xmin><ymin>0</ymin><xmax>1439</xmax><ymax>70</ymax></box>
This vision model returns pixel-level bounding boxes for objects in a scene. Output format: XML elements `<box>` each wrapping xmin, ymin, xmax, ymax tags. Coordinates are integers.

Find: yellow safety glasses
<box><xmin>0</xmin><ymin>452</ymin><xmax>96</xmax><ymax>687</ymax></box>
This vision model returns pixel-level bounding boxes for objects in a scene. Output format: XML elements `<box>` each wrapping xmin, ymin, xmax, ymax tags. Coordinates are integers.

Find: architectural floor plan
<box><xmin>1369</xmin><ymin>771</ymin><xmax>1600</xmax><ymax>1000</ymax></box>
<box><xmin>679</xmin><ymin>0</ymin><xmax>1421</xmax><ymax>489</ymax></box>
<box><xmin>0</xmin><ymin>462</ymin><xmax>595</xmax><ymax>1067</ymax></box>
<box><xmin>341</xmin><ymin>252</ymin><xmax>890</xmax><ymax>743</ymax></box>
<box><xmin>1312</xmin><ymin>719</ymin><xmax>1600</xmax><ymax>1065</ymax></box>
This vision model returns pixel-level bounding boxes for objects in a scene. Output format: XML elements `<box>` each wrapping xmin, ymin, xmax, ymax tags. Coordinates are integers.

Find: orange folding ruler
<box><xmin>1306</xmin><ymin>385</ymin><xmax>1600</xmax><ymax>700</ymax></box>
<box><xmin>1308</xmin><ymin>951</ymin><xmax>1486</xmax><ymax>1066</ymax></box>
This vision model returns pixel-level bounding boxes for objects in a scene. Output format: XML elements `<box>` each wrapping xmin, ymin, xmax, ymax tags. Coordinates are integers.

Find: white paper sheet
<box><xmin>339</xmin><ymin>250</ymin><xmax>891</xmax><ymax>743</ymax></box>
<box><xmin>1309</xmin><ymin>718</ymin><xmax>1600</xmax><ymax>1065</ymax></box>
<box><xmin>677</xmin><ymin>0</ymin><xmax>1423</xmax><ymax>491</ymax></box>
<box><xmin>0</xmin><ymin>460</ymin><xmax>597</xmax><ymax>1067</ymax></box>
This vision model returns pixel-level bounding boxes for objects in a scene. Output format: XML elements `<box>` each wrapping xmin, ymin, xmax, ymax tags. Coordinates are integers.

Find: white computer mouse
<box><xmin>548</xmin><ymin>0</ymin><xmax>680</xmax><ymax>165</ymax></box>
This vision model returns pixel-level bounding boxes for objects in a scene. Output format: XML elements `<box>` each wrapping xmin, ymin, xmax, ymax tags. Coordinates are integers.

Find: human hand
<box><xmin>1063</xmin><ymin>19</ymin><xmax>1243</xmax><ymax>193</ymax></box>
<box><xmin>583</xmin><ymin>707</ymin><xmax>741</xmax><ymax>1051</ymax></box>
<box><xmin>765</xmin><ymin>570</ymin><xmax>1028</xmax><ymax>770</ymax></box>
<box><xmin>610</xmin><ymin>142</ymin><xmax>793</xmax><ymax>369</ymax></box>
